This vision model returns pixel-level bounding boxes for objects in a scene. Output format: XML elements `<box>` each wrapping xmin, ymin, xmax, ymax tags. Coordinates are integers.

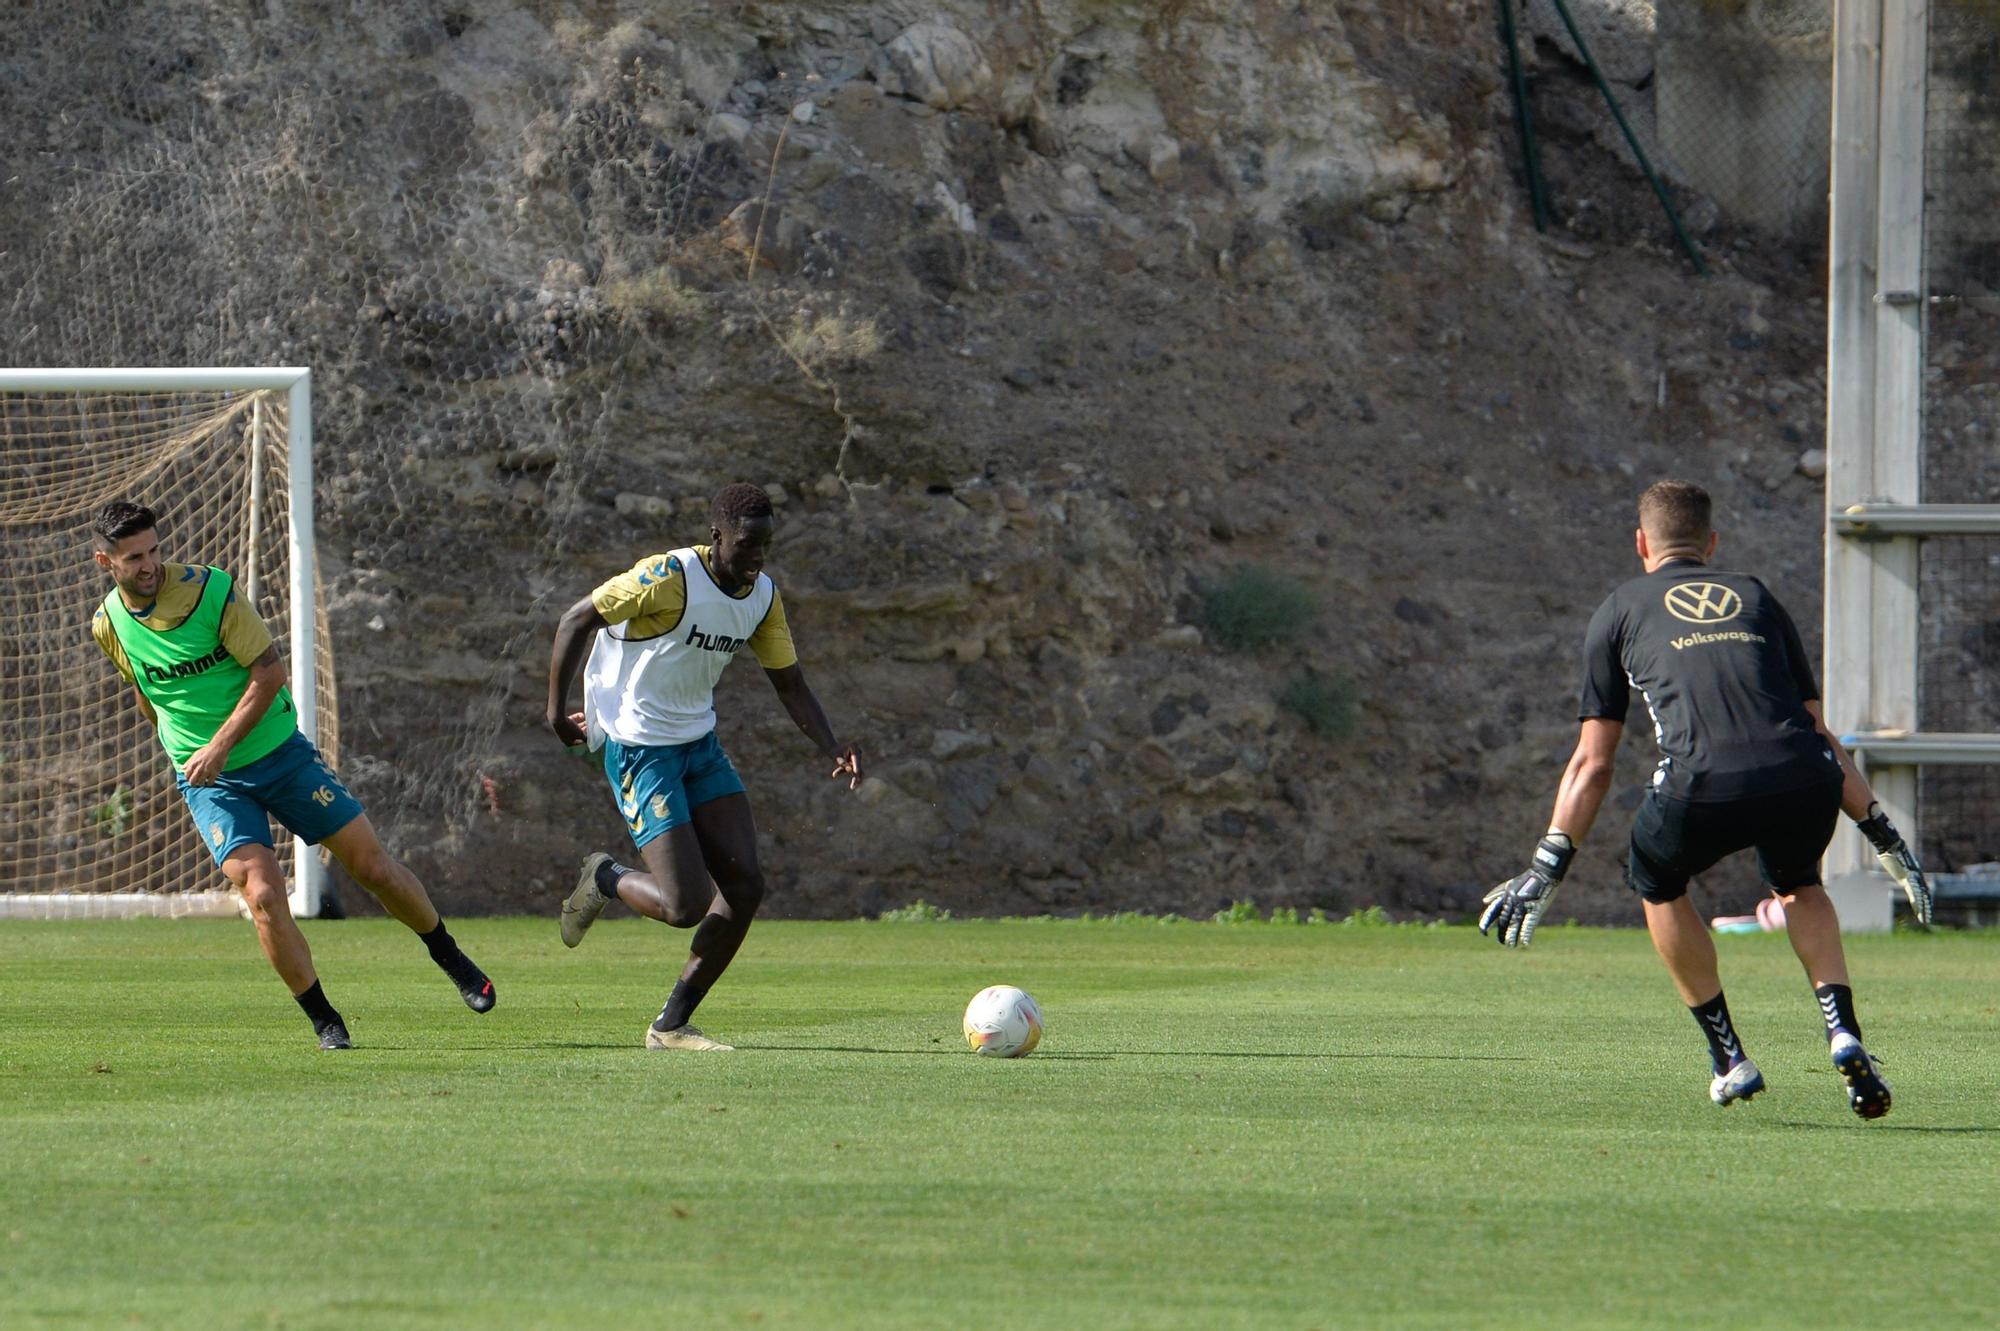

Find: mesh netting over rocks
<box><xmin>1</xmin><ymin>6</ymin><xmax>766</xmax><ymax>852</ymax></box>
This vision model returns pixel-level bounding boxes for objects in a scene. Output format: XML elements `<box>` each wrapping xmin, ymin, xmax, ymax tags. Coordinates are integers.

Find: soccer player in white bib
<box><xmin>545</xmin><ymin>483</ymin><xmax>864</xmax><ymax>1050</ymax></box>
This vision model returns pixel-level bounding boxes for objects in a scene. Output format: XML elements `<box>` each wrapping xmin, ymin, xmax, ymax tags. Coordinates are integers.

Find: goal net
<box><xmin>0</xmin><ymin>370</ymin><xmax>336</xmax><ymax>918</ymax></box>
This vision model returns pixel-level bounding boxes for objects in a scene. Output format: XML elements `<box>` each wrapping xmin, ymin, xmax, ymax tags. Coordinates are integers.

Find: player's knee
<box><xmin>346</xmin><ymin>845</ymin><xmax>400</xmax><ymax>891</ymax></box>
<box><xmin>1774</xmin><ymin>881</ymin><xmax>1826</xmax><ymax>908</ymax></box>
<box><xmin>721</xmin><ymin>869</ymin><xmax>765</xmax><ymax>918</ymax></box>
<box><xmin>652</xmin><ymin>872</ymin><xmax>712</xmax><ymax>928</ymax></box>
<box><xmin>239</xmin><ymin>875</ymin><xmax>289</xmax><ymax>921</ymax></box>
<box><xmin>660</xmin><ymin>898</ymin><xmax>707</xmax><ymax>928</ymax></box>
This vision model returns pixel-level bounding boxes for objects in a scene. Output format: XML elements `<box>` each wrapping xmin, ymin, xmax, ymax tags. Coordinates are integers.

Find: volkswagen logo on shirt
<box><xmin>1663</xmin><ymin>582</ymin><xmax>1742</xmax><ymax>624</ymax></box>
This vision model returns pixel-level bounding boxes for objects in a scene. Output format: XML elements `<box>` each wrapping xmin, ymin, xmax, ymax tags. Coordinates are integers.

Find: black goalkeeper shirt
<box><xmin>1577</xmin><ymin>559</ymin><xmax>1841</xmax><ymax>802</ymax></box>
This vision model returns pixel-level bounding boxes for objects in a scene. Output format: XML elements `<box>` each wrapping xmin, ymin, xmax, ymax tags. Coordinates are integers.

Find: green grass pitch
<box><xmin>4</xmin><ymin>917</ymin><xmax>1998</xmax><ymax>1329</ymax></box>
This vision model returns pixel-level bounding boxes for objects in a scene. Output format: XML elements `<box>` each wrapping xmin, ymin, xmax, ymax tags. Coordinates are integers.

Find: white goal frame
<box><xmin>0</xmin><ymin>367</ymin><xmax>328</xmax><ymax>919</ymax></box>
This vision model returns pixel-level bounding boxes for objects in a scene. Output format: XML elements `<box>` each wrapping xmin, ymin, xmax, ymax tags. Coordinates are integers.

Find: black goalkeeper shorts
<box><xmin>1626</xmin><ymin>778</ymin><xmax>1845</xmax><ymax>904</ymax></box>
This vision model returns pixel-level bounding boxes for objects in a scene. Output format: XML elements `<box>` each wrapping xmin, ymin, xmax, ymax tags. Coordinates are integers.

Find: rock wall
<box><xmin>1</xmin><ymin>1</ymin><xmax>1839</xmax><ymax>920</ymax></box>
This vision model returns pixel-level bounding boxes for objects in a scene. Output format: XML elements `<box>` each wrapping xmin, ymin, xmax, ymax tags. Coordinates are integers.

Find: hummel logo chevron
<box><xmin>1702</xmin><ymin>1011</ymin><xmax>1741</xmax><ymax>1059</ymax></box>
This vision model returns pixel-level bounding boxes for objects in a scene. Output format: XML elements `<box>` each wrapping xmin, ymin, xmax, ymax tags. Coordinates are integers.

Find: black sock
<box><xmin>295</xmin><ymin>980</ymin><xmax>343</xmax><ymax>1032</ymax></box>
<box><xmin>1815</xmin><ymin>983</ymin><xmax>1863</xmax><ymax>1043</ymax></box>
<box><xmin>653</xmin><ymin>978</ymin><xmax>709</xmax><ymax>1032</ymax></box>
<box><xmin>1689</xmin><ymin>992</ymin><xmax>1746</xmax><ymax>1075</ymax></box>
<box><xmin>419</xmin><ymin>920</ymin><xmax>458</xmax><ymax>963</ymax></box>
<box><xmin>595</xmin><ymin>858</ymin><xmax>632</xmax><ymax>898</ymax></box>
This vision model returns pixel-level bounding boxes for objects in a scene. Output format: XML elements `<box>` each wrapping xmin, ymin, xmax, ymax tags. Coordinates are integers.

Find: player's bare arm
<box><xmin>1547</xmin><ymin>717</ymin><xmax>1623</xmax><ymax>842</ymax></box>
<box><xmin>546</xmin><ymin>595</ymin><xmax>607</xmax><ymax>749</ymax></box>
<box><xmin>766</xmin><ymin>663</ymin><xmax>863</xmax><ymax>788</ymax></box>
<box><xmin>128</xmin><ymin>685</ymin><xmax>158</xmax><ymax>728</ymax></box>
<box><xmin>1803</xmin><ymin>700</ymin><xmax>1933</xmax><ymax>925</ymax></box>
<box><xmin>1801</xmin><ymin>700</ymin><xmax>1880</xmax><ymax>820</ymax></box>
<box><xmin>182</xmin><ymin>644</ymin><xmax>286</xmax><ymax>787</ymax></box>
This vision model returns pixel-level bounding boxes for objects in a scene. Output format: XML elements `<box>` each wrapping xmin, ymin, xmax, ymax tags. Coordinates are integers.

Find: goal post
<box><xmin>0</xmin><ymin>367</ymin><xmax>332</xmax><ymax>919</ymax></box>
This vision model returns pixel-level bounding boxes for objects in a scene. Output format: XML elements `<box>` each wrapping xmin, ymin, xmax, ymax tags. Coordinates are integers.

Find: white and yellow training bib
<box><xmin>582</xmin><ymin>547</ymin><xmax>795</xmax><ymax>749</ymax></box>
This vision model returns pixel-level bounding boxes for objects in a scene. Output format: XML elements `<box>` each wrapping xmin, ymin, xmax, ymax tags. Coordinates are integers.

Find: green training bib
<box><xmin>103</xmin><ymin>567</ymin><xmax>297</xmax><ymax>770</ymax></box>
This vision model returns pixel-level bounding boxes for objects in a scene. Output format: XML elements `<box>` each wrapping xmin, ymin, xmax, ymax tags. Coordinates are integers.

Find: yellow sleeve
<box><xmin>219</xmin><ymin>587</ymin><xmax>275</xmax><ymax>666</ymax></box>
<box><xmin>152</xmin><ymin>564</ymin><xmax>207</xmax><ymax>626</ymax></box>
<box><xmin>749</xmin><ymin>586</ymin><xmax>799</xmax><ymax>670</ymax></box>
<box><xmin>591</xmin><ymin>553</ymin><xmax>690</xmax><ymax>636</ymax></box>
<box><xmin>91</xmin><ymin>606</ymin><xmax>135</xmax><ymax>684</ymax></box>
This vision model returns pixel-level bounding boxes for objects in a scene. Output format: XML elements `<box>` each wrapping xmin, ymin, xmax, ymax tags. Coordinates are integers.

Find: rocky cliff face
<box><xmin>2</xmin><ymin>1</ymin><xmax>1835</xmax><ymax>919</ymax></box>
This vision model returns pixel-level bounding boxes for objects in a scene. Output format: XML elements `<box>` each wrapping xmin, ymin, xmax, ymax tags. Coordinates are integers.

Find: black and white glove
<box><xmin>1479</xmin><ymin>834</ymin><xmax>1575</xmax><ymax>948</ymax></box>
<box><xmin>1856</xmin><ymin>802</ymin><xmax>1933</xmax><ymax>927</ymax></box>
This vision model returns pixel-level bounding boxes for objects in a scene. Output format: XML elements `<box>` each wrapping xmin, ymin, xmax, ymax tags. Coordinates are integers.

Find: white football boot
<box><xmin>1709</xmin><ymin>1058</ymin><xmax>1766</xmax><ymax>1107</ymax></box>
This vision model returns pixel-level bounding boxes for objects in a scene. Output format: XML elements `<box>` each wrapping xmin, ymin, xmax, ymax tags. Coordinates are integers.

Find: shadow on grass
<box><xmin>1096</xmin><ymin>1050</ymin><xmax>1531</xmax><ymax>1062</ymax></box>
<box><xmin>354</xmin><ymin>1042</ymin><xmax>1532</xmax><ymax>1063</ymax></box>
<box><xmin>349</xmin><ymin>1040</ymin><xmax>642</xmax><ymax>1052</ymax></box>
<box><xmin>744</xmin><ymin>1045</ymin><xmax>1530</xmax><ymax>1062</ymax></box>
<box><xmin>1768</xmin><ymin>1119</ymin><xmax>2000</xmax><ymax>1134</ymax></box>
<box><xmin>736</xmin><ymin>1044</ymin><xmax>1035</xmax><ymax>1057</ymax></box>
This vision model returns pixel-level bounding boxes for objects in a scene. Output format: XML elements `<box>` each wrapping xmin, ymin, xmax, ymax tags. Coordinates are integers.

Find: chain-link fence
<box><xmin>1919</xmin><ymin>0</ymin><xmax>2000</xmax><ymax>874</ymax></box>
<box><xmin>1923</xmin><ymin>0</ymin><xmax>2000</xmax><ymax>504</ymax></box>
<box><xmin>1504</xmin><ymin>0</ymin><xmax>1831</xmax><ymax>252</ymax></box>
<box><xmin>1919</xmin><ymin>536</ymin><xmax>2000</xmax><ymax>871</ymax></box>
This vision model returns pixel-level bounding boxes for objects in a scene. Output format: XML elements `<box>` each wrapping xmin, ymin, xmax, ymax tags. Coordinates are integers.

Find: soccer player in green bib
<box><xmin>89</xmin><ymin>501</ymin><xmax>495</xmax><ymax>1049</ymax></box>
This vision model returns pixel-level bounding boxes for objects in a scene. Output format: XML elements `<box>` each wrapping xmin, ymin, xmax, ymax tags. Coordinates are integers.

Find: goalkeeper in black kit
<box><xmin>1479</xmin><ymin>480</ymin><xmax>1932</xmax><ymax>1119</ymax></box>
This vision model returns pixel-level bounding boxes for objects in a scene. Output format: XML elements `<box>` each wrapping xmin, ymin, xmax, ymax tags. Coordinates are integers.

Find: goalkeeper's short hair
<box><xmin>710</xmin><ymin>482</ymin><xmax>774</xmax><ymax>529</ymax></box>
<box><xmin>1638</xmin><ymin>479</ymin><xmax>1710</xmax><ymax>546</ymax></box>
<box><xmin>92</xmin><ymin>500</ymin><xmax>159</xmax><ymax>546</ymax></box>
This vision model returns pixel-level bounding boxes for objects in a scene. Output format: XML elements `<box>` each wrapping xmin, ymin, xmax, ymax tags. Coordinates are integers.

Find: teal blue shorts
<box><xmin>602</xmin><ymin>733</ymin><xmax>745</xmax><ymax>849</ymax></box>
<box><xmin>176</xmin><ymin>731</ymin><xmax>365</xmax><ymax>867</ymax></box>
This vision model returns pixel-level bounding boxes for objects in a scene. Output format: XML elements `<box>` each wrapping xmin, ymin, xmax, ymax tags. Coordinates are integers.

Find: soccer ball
<box><xmin>962</xmin><ymin>985</ymin><xmax>1043</xmax><ymax>1058</ymax></box>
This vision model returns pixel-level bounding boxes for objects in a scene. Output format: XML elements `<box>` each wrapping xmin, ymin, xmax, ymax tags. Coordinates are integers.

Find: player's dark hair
<box><xmin>1638</xmin><ymin>480</ymin><xmax>1711</xmax><ymax>546</ymax></box>
<box><xmin>709</xmin><ymin>482</ymin><xmax>774</xmax><ymax>529</ymax></box>
<box><xmin>92</xmin><ymin>500</ymin><xmax>159</xmax><ymax>547</ymax></box>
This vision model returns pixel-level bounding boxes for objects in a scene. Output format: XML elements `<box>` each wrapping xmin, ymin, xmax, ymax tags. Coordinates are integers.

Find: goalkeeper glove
<box><xmin>1479</xmin><ymin>833</ymin><xmax>1575</xmax><ymax>948</ymax></box>
<box><xmin>1855</xmin><ymin>802</ymin><xmax>1933</xmax><ymax>927</ymax></box>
